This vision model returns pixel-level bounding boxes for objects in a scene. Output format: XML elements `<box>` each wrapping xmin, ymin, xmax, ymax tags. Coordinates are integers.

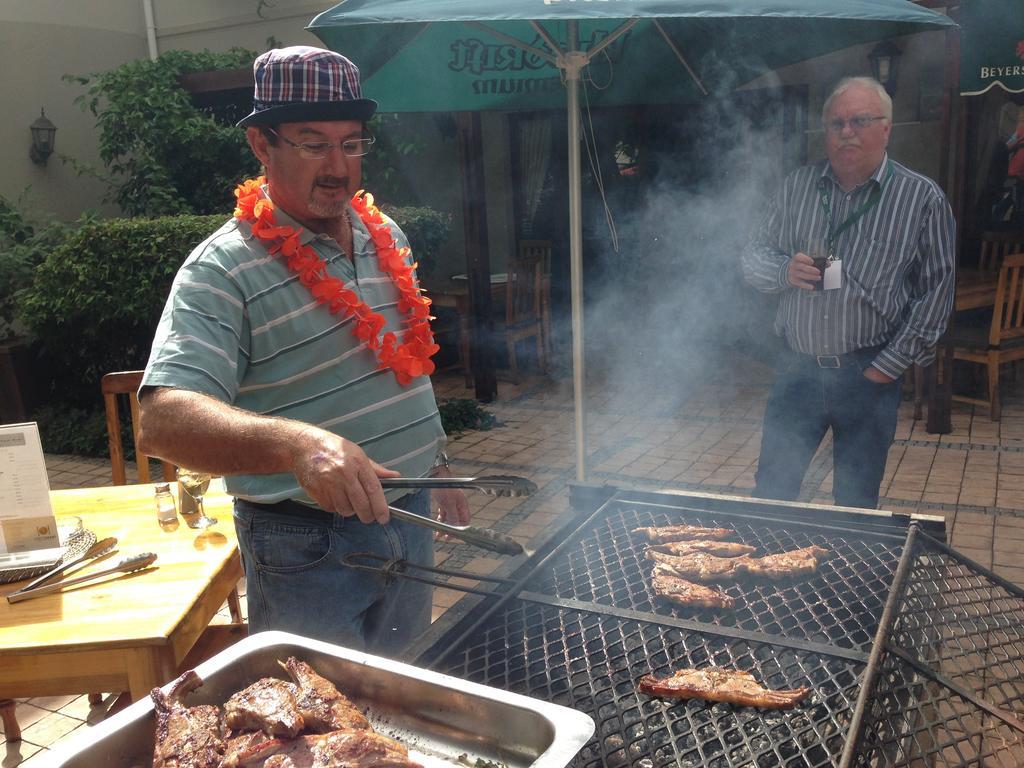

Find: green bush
<box><xmin>384</xmin><ymin>205</ymin><xmax>451</xmax><ymax>281</ymax></box>
<box><xmin>66</xmin><ymin>48</ymin><xmax>260</xmax><ymax>216</ymax></box>
<box><xmin>438</xmin><ymin>398</ymin><xmax>498</xmax><ymax>435</ymax></box>
<box><xmin>19</xmin><ymin>215</ymin><xmax>223</xmax><ymax>412</ymax></box>
<box><xmin>0</xmin><ymin>197</ymin><xmax>78</xmax><ymax>340</ymax></box>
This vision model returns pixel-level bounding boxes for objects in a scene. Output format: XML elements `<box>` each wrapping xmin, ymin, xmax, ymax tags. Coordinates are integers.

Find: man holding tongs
<box><xmin>138</xmin><ymin>47</ymin><xmax>469</xmax><ymax>655</ymax></box>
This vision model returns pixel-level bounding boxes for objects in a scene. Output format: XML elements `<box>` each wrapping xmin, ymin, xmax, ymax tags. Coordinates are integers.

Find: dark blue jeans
<box><xmin>752</xmin><ymin>347</ymin><xmax>902</xmax><ymax>509</ymax></box>
<box><xmin>233</xmin><ymin>490</ymin><xmax>433</xmax><ymax>658</ymax></box>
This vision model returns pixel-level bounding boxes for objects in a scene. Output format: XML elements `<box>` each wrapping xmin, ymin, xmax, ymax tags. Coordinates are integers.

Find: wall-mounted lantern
<box><xmin>29</xmin><ymin>109</ymin><xmax>57</xmax><ymax>165</ymax></box>
<box><xmin>868</xmin><ymin>41</ymin><xmax>902</xmax><ymax>98</ymax></box>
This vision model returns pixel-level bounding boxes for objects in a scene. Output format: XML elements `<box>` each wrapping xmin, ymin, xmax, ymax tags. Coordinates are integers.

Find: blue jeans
<box><xmin>233</xmin><ymin>490</ymin><xmax>433</xmax><ymax>658</ymax></box>
<box><xmin>752</xmin><ymin>347</ymin><xmax>902</xmax><ymax>509</ymax></box>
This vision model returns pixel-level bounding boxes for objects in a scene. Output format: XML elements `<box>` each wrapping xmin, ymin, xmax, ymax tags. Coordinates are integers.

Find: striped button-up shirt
<box><xmin>143</xmin><ymin>191</ymin><xmax>445</xmax><ymax>505</ymax></box>
<box><xmin>741</xmin><ymin>155</ymin><xmax>955</xmax><ymax>378</ymax></box>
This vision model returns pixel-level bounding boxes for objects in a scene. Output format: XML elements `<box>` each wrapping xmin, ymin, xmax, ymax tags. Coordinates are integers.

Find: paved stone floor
<box><xmin>4</xmin><ymin>351</ymin><xmax>1024</xmax><ymax>766</ymax></box>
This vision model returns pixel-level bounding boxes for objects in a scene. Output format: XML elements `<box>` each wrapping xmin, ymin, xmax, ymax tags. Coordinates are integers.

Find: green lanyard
<box><xmin>817</xmin><ymin>161</ymin><xmax>892</xmax><ymax>257</ymax></box>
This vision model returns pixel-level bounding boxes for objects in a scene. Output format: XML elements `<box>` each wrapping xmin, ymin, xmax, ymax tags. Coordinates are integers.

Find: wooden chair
<box><xmin>502</xmin><ymin>244</ymin><xmax>548</xmax><ymax>381</ymax></box>
<box><xmin>101</xmin><ymin>370</ymin><xmax>242</xmax><ymax>624</ymax></box>
<box><xmin>101</xmin><ymin>370</ymin><xmax>175</xmax><ymax>485</ymax></box>
<box><xmin>977</xmin><ymin>231</ymin><xmax>1024</xmax><ymax>272</ymax></box>
<box><xmin>950</xmin><ymin>252</ymin><xmax>1024</xmax><ymax>420</ymax></box>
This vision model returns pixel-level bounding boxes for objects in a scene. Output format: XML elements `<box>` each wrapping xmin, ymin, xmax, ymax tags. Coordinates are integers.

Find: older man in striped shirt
<box><xmin>741</xmin><ymin>76</ymin><xmax>955</xmax><ymax>509</ymax></box>
<box><xmin>138</xmin><ymin>47</ymin><xmax>468</xmax><ymax>654</ymax></box>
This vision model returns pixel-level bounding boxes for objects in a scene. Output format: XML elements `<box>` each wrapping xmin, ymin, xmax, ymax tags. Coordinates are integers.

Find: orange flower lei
<box><xmin>233</xmin><ymin>176</ymin><xmax>438</xmax><ymax>386</ymax></box>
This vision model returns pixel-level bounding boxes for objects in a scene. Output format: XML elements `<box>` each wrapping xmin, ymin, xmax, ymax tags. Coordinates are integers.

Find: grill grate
<box><xmin>442</xmin><ymin>600</ymin><xmax>863</xmax><ymax>768</ymax></box>
<box><xmin>851</xmin><ymin>530</ymin><xmax>1024</xmax><ymax>766</ymax></box>
<box><xmin>412</xmin><ymin>490</ymin><xmax>1024</xmax><ymax>767</ymax></box>
<box><xmin>524</xmin><ymin>501</ymin><xmax>902</xmax><ymax>651</ymax></box>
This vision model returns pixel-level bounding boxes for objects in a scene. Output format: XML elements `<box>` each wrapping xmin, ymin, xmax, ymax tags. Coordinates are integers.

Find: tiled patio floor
<box><xmin>4</xmin><ymin>350</ymin><xmax>1024</xmax><ymax>766</ymax></box>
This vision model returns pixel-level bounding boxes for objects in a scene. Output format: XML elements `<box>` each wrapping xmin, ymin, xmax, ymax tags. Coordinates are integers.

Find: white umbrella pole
<box><xmin>564</xmin><ymin>31</ymin><xmax>587</xmax><ymax>483</ymax></box>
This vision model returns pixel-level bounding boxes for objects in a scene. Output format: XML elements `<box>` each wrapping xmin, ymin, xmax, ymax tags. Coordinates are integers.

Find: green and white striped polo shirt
<box><xmin>142</xmin><ymin>197</ymin><xmax>445</xmax><ymax>505</ymax></box>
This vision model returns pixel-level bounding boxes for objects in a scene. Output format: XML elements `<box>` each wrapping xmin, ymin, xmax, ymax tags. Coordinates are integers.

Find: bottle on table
<box><xmin>154</xmin><ymin>483</ymin><xmax>179</xmax><ymax>531</ymax></box>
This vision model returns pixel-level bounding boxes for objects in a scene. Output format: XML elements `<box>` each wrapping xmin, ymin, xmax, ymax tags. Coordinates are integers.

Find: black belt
<box><xmin>795</xmin><ymin>344</ymin><xmax>885</xmax><ymax>369</ymax></box>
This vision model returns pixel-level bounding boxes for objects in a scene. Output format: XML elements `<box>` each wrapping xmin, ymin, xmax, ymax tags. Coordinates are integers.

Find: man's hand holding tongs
<box><xmin>430</xmin><ymin>454</ymin><xmax>470</xmax><ymax>526</ymax></box>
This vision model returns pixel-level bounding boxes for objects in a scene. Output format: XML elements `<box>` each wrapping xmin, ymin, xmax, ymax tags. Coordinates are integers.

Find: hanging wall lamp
<box><xmin>868</xmin><ymin>41</ymin><xmax>902</xmax><ymax>98</ymax></box>
<box><xmin>29</xmin><ymin>109</ymin><xmax>57</xmax><ymax>165</ymax></box>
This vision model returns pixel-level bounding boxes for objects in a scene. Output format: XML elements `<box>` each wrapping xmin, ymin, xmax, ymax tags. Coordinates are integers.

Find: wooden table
<box><xmin>0</xmin><ymin>482</ymin><xmax>242</xmax><ymax>703</ymax></box>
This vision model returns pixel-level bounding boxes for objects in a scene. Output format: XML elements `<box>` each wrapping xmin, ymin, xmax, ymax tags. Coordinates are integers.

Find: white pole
<box><xmin>563</xmin><ymin>24</ymin><xmax>587</xmax><ymax>483</ymax></box>
<box><xmin>142</xmin><ymin>0</ymin><xmax>159</xmax><ymax>61</ymax></box>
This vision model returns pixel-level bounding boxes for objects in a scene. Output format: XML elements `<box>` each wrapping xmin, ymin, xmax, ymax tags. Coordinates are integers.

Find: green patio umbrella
<box><xmin>309</xmin><ymin>0</ymin><xmax>956</xmax><ymax>482</ymax></box>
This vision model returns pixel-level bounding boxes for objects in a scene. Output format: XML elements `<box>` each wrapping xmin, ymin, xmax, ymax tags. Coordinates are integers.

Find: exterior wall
<box><xmin>1</xmin><ymin>1</ymin><xmax>149</xmax><ymax>220</ymax></box>
<box><xmin>151</xmin><ymin>0</ymin><xmax>326</xmax><ymax>53</ymax></box>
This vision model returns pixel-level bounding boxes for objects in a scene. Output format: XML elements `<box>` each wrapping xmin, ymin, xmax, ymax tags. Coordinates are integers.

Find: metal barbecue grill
<box><xmin>396</xmin><ymin>486</ymin><xmax>1024</xmax><ymax>767</ymax></box>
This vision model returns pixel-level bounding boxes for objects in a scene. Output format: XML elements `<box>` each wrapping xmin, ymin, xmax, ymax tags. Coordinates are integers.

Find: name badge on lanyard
<box><xmin>816</xmin><ymin>161</ymin><xmax>892</xmax><ymax>291</ymax></box>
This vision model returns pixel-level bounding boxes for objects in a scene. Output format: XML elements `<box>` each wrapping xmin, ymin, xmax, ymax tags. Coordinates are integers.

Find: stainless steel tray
<box><xmin>49</xmin><ymin>630</ymin><xmax>594</xmax><ymax>768</ymax></box>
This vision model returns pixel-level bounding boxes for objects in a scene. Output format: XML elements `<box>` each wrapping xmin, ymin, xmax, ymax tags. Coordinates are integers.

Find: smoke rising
<box><xmin>568</xmin><ymin>93</ymin><xmax>794</xmax><ymax>414</ymax></box>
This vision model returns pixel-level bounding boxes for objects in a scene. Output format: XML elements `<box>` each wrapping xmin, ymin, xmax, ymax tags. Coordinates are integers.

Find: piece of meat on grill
<box><xmin>651</xmin><ymin>564</ymin><xmax>735</xmax><ymax>609</ymax></box>
<box><xmin>638</xmin><ymin>667</ymin><xmax>811</xmax><ymax>709</ymax></box>
<box><xmin>650</xmin><ymin>540</ymin><xmax>756</xmax><ymax>557</ymax></box>
<box><xmin>280</xmin><ymin>656</ymin><xmax>371</xmax><ymax>733</ymax></box>
<box><xmin>631</xmin><ymin>524</ymin><xmax>733</xmax><ymax>543</ymax></box>
<box><xmin>232</xmin><ymin>728</ymin><xmax>422</xmax><ymax>768</ymax></box>
<box><xmin>646</xmin><ymin>549</ymin><xmax>749</xmax><ymax>581</ymax></box>
<box><xmin>151</xmin><ymin>669</ymin><xmax>227</xmax><ymax>768</ymax></box>
<box><xmin>224</xmin><ymin>677</ymin><xmax>305</xmax><ymax>738</ymax></box>
<box><xmin>738</xmin><ymin>545</ymin><xmax>833</xmax><ymax>579</ymax></box>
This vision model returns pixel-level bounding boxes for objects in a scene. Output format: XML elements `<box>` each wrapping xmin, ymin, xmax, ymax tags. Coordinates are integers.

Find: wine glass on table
<box><xmin>176</xmin><ymin>468</ymin><xmax>217</xmax><ymax>529</ymax></box>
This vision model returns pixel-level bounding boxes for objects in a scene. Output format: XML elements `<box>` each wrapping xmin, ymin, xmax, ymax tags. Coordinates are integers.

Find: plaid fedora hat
<box><xmin>237</xmin><ymin>46</ymin><xmax>377</xmax><ymax>128</ymax></box>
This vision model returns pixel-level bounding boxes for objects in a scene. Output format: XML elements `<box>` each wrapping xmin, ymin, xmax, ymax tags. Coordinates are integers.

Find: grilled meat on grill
<box><xmin>650</xmin><ymin>540</ymin><xmax>756</xmax><ymax>557</ymax></box>
<box><xmin>224</xmin><ymin>677</ymin><xmax>305</xmax><ymax>738</ymax></box>
<box><xmin>739</xmin><ymin>545</ymin><xmax>833</xmax><ymax>579</ymax></box>
<box><xmin>651</xmin><ymin>564</ymin><xmax>735</xmax><ymax>608</ymax></box>
<box><xmin>151</xmin><ymin>670</ymin><xmax>227</xmax><ymax>768</ymax></box>
<box><xmin>232</xmin><ymin>728</ymin><xmax>422</xmax><ymax>768</ymax></box>
<box><xmin>280</xmin><ymin>657</ymin><xmax>371</xmax><ymax>733</ymax></box>
<box><xmin>632</xmin><ymin>524</ymin><xmax>733</xmax><ymax>543</ymax></box>
<box><xmin>646</xmin><ymin>549</ymin><xmax>748</xmax><ymax>580</ymax></box>
<box><xmin>638</xmin><ymin>667</ymin><xmax>811</xmax><ymax>709</ymax></box>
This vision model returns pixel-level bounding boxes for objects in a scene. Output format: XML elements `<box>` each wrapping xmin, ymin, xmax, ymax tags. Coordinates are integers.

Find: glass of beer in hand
<box><xmin>176</xmin><ymin>468</ymin><xmax>217</xmax><ymax>529</ymax></box>
<box><xmin>806</xmin><ymin>237</ymin><xmax>828</xmax><ymax>291</ymax></box>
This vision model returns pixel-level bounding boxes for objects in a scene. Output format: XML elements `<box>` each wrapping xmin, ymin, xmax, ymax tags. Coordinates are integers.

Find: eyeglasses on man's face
<box><xmin>266</xmin><ymin>127</ymin><xmax>376</xmax><ymax>159</ymax></box>
<box><xmin>824</xmin><ymin>115</ymin><xmax>888</xmax><ymax>134</ymax></box>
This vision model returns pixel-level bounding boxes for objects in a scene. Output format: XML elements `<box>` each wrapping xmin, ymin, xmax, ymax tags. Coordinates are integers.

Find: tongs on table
<box><xmin>7</xmin><ymin>537</ymin><xmax>157</xmax><ymax>604</ymax></box>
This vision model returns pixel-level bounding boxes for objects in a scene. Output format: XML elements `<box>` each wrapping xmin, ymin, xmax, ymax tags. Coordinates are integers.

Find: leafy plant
<box><xmin>438</xmin><ymin>398</ymin><xmax>498</xmax><ymax>435</ymax></box>
<box><xmin>65</xmin><ymin>48</ymin><xmax>261</xmax><ymax>216</ymax></box>
<box><xmin>363</xmin><ymin>114</ymin><xmax>427</xmax><ymax>202</ymax></box>
<box><xmin>0</xmin><ymin>196</ymin><xmax>78</xmax><ymax>341</ymax></box>
<box><xmin>383</xmin><ymin>205</ymin><xmax>451</xmax><ymax>280</ymax></box>
<box><xmin>19</xmin><ymin>214</ymin><xmax>224</xmax><ymax>411</ymax></box>
<box><xmin>32</xmin><ymin>403</ymin><xmax>112</xmax><ymax>458</ymax></box>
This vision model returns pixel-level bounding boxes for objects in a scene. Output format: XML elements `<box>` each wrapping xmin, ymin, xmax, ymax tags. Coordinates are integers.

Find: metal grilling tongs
<box><xmin>7</xmin><ymin>550</ymin><xmax>157</xmax><ymax>604</ymax></box>
<box><xmin>387</xmin><ymin>506</ymin><xmax>525</xmax><ymax>556</ymax></box>
<box><xmin>381</xmin><ymin>474</ymin><xmax>538</xmax><ymax>498</ymax></box>
<box><xmin>380</xmin><ymin>473</ymin><xmax>538</xmax><ymax>556</ymax></box>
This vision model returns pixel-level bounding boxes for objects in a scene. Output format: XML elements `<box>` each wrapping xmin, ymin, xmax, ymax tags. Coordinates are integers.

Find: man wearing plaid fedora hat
<box><xmin>138</xmin><ymin>46</ymin><xmax>469</xmax><ymax>655</ymax></box>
